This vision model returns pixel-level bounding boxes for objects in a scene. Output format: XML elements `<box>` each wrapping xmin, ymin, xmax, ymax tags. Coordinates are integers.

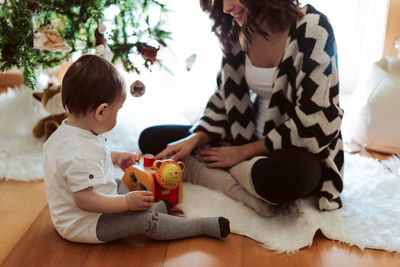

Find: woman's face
<box><xmin>223</xmin><ymin>0</ymin><xmax>247</xmax><ymax>27</ymax></box>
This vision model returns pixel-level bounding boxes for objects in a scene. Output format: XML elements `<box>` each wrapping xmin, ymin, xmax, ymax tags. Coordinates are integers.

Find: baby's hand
<box><xmin>125</xmin><ymin>191</ymin><xmax>154</xmax><ymax>211</ymax></box>
<box><xmin>117</xmin><ymin>152</ymin><xmax>140</xmax><ymax>171</ymax></box>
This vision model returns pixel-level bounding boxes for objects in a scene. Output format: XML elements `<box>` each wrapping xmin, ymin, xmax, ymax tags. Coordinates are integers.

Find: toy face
<box><xmin>161</xmin><ymin>164</ymin><xmax>182</xmax><ymax>186</ymax></box>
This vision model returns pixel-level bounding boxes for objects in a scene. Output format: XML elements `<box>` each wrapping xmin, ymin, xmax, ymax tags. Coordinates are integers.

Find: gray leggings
<box><xmin>96</xmin><ymin>208</ymin><xmax>218</xmax><ymax>242</ymax></box>
<box><xmin>95</xmin><ymin>181</ymin><xmax>226</xmax><ymax>242</ymax></box>
<box><xmin>182</xmin><ymin>155</ymin><xmax>276</xmax><ymax>217</ymax></box>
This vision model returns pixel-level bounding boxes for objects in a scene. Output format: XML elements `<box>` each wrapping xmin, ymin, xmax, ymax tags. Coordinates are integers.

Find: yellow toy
<box><xmin>121</xmin><ymin>154</ymin><xmax>184</xmax><ymax>205</ymax></box>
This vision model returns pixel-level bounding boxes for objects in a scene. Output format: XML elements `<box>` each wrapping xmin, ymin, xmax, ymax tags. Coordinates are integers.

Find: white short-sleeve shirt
<box><xmin>43</xmin><ymin>120</ymin><xmax>117</xmax><ymax>243</ymax></box>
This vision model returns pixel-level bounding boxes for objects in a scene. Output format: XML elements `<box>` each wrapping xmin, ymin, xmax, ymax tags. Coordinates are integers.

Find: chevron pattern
<box><xmin>192</xmin><ymin>5</ymin><xmax>344</xmax><ymax>211</ymax></box>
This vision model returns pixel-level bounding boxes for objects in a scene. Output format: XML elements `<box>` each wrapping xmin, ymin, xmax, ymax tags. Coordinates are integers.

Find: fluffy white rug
<box><xmin>177</xmin><ymin>154</ymin><xmax>400</xmax><ymax>253</ymax></box>
<box><xmin>0</xmin><ymin>84</ymin><xmax>192</xmax><ymax>180</ymax></box>
<box><xmin>0</xmin><ymin>86</ymin><xmax>48</xmax><ymax>180</ymax></box>
<box><xmin>2</xmin><ymin>86</ymin><xmax>400</xmax><ymax>253</ymax></box>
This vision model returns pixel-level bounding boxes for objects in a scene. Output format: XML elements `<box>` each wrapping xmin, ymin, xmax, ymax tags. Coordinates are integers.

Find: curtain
<box><xmin>303</xmin><ymin>0</ymin><xmax>390</xmax><ymax>93</ymax></box>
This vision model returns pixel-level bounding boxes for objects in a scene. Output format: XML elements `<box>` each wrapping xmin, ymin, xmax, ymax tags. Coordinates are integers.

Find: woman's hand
<box><xmin>155</xmin><ymin>136</ymin><xmax>198</xmax><ymax>161</ymax></box>
<box><xmin>115</xmin><ymin>152</ymin><xmax>140</xmax><ymax>171</ymax></box>
<box><xmin>195</xmin><ymin>146</ymin><xmax>246</xmax><ymax>168</ymax></box>
<box><xmin>125</xmin><ymin>191</ymin><xmax>154</xmax><ymax>211</ymax></box>
<box><xmin>196</xmin><ymin>139</ymin><xmax>269</xmax><ymax>168</ymax></box>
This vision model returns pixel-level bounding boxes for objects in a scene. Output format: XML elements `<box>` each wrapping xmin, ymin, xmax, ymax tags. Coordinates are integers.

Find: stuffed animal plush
<box><xmin>32</xmin><ymin>84</ymin><xmax>67</xmax><ymax>139</ymax></box>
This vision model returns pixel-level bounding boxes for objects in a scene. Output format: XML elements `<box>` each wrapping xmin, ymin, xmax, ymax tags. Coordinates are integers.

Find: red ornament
<box><xmin>141</xmin><ymin>44</ymin><xmax>159</xmax><ymax>63</ymax></box>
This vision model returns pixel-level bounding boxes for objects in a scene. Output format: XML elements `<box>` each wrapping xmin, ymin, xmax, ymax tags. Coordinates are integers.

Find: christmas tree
<box><xmin>0</xmin><ymin>0</ymin><xmax>171</xmax><ymax>88</ymax></box>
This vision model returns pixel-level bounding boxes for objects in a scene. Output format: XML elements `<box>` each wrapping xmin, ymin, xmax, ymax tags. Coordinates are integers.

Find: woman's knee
<box><xmin>139</xmin><ymin>125</ymin><xmax>192</xmax><ymax>155</ymax></box>
<box><xmin>138</xmin><ymin>126</ymin><xmax>158</xmax><ymax>154</ymax></box>
<box><xmin>251</xmin><ymin>149</ymin><xmax>322</xmax><ymax>204</ymax></box>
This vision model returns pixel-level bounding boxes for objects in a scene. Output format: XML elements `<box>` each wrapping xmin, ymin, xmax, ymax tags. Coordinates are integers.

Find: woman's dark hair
<box><xmin>61</xmin><ymin>54</ymin><xmax>125</xmax><ymax>115</ymax></box>
<box><xmin>200</xmin><ymin>0</ymin><xmax>303</xmax><ymax>53</ymax></box>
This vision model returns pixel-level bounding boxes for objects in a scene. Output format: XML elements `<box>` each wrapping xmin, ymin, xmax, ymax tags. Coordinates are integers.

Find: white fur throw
<box><xmin>176</xmin><ymin>154</ymin><xmax>400</xmax><ymax>253</ymax></box>
<box><xmin>0</xmin><ymin>85</ymin><xmax>190</xmax><ymax>180</ymax></box>
<box><xmin>1</xmin><ymin>86</ymin><xmax>400</xmax><ymax>253</ymax></box>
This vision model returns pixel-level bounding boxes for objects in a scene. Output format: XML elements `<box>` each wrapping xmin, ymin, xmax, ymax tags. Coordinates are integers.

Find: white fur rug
<box><xmin>0</xmin><ymin>84</ymin><xmax>192</xmax><ymax>180</ymax></box>
<box><xmin>177</xmin><ymin>154</ymin><xmax>400</xmax><ymax>253</ymax></box>
<box><xmin>1</xmin><ymin>86</ymin><xmax>400</xmax><ymax>253</ymax></box>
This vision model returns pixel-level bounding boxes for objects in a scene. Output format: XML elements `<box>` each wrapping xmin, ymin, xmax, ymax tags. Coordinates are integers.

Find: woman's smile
<box><xmin>232</xmin><ymin>9</ymin><xmax>246</xmax><ymax>25</ymax></box>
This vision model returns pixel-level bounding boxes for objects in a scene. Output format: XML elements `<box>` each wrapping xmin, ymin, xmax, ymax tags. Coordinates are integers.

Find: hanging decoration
<box><xmin>27</xmin><ymin>0</ymin><xmax>40</xmax><ymax>13</ymax></box>
<box><xmin>185</xmin><ymin>53</ymin><xmax>197</xmax><ymax>71</ymax></box>
<box><xmin>33</xmin><ymin>25</ymin><xmax>71</xmax><ymax>52</ymax></box>
<box><xmin>140</xmin><ymin>43</ymin><xmax>160</xmax><ymax>63</ymax></box>
<box><xmin>130</xmin><ymin>80</ymin><xmax>146</xmax><ymax>97</ymax></box>
<box><xmin>94</xmin><ymin>24</ymin><xmax>113</xmax><ymax>62</ymax></box>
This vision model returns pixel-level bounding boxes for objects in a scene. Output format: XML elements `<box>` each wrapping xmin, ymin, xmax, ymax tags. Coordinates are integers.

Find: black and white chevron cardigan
<box><xmin>192</xmin><ymin>5</ymin><xmax>344</xmax><ymax>211</ymax></box>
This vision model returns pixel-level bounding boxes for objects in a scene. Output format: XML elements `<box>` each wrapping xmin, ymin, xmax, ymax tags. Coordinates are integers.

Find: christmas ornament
<box><xmin>1</xmin><ymin>44</ymin><xmax>15</xmax><ymax>63</ymax></box>
<box><xmin>27</xmin><ymin>0</ymin><xmax>40</xmax><ymax>13</ymax></box>
<box><xmin>94</xmin><ymin>24</ymin><xmax>113</xmax><ymax>62</ymax></box>
<box><xmin>185</xmin><ymin>53</ymin><xmax>197</xmax><ymax>71</ymax></box>
<box><xmin>33</xmin><ymin>25</ymin><xmax>71</xmax><ymax>52</ymax></box>
<box><xmin>130</xmin><ymin>80</ymin><xmax>146</xmax><ymax>97</ymax></box>
<box><xmin>140</xmin><ymin>44</ymin><xmax>159</xmax><ymax>63</ymax></box>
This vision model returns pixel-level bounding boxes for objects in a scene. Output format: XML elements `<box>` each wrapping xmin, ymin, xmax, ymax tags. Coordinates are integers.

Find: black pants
<box><xmin>139</xmin><ymin>125</ymin><xmax>322</xmax><ymax>204</ymax></box>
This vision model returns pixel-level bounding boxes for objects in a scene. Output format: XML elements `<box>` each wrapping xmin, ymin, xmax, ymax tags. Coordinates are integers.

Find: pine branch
<box><xmin>0</xmin><ymin>0</ymin><xmax>171</xmax><ymax>89</ymax></box>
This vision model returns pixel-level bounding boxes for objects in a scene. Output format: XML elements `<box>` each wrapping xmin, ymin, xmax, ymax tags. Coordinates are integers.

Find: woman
<box><xmin>139</xmin><ymin>0</ymin><xmax>344</xmax><ymax>216</ymax></box>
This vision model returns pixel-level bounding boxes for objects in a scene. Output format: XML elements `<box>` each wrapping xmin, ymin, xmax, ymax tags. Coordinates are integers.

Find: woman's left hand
<box><xmin>195</xmin><ymin>146</ymin><xmax>245</xmax><ymax>168</ymax></box>
<box><xmin>116</xmin><ymin>152</ymin><xmax>140</xmax><ymax>171</ymax></box>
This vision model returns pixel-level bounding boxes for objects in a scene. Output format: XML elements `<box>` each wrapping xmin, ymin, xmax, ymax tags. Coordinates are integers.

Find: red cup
<box><xmin>143</xmin><ymin>154</ymin><xmax>155</xmax><ymax>167</ymax></box>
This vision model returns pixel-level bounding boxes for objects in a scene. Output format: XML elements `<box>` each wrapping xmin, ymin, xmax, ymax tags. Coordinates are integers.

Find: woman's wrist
<box><xmin>192</xmin><ymin>131</ymin><xmax>212</xmax><ymax>147</ymax></box>
<box><xmin>240</xmin><ymin>139</ymin><xmax>269</xmax><ymax>160</ymax></box>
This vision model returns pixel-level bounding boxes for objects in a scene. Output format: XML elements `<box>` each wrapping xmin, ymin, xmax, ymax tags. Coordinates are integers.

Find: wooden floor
<box><xmin>1</xmin><ymin>151</ymin><xmax>400</xmax><ymax>267</ymax></box>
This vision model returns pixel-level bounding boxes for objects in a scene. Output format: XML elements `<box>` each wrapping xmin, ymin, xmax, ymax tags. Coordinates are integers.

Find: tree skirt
<box><xmin>1</xmin><ymin>86</ymin><xmax>400</xmax><ymax>253</ymax></box>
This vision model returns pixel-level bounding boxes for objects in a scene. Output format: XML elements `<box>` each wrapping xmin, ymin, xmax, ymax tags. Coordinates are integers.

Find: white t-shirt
<box><xmin>245</xmin><ymin>55</ymin><xmax>277</xmax><ymax>139</ymax></box>
<box><xmin>43</xmin><ymin>120</ymin><xmax>117</xmax><ymax>243</ymax></box>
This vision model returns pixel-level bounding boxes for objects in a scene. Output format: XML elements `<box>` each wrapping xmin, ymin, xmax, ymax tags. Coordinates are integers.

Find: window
<box><xmin>303</xmin><ymin>0</ymin><xmax>389</xmax><ymax>94</ymax></box>
<box><xmin>112</xmin><ymin>0</ymin><xmax>390</xmax><ymax>143</ymax></box>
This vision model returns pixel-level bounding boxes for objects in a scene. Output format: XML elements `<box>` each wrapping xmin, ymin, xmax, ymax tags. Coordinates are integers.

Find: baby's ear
<box><xmin>94</xmin><ymin>103</ymin><xmax>108</xmax><ymax>120</ymax></box>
